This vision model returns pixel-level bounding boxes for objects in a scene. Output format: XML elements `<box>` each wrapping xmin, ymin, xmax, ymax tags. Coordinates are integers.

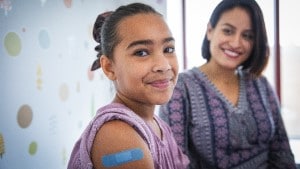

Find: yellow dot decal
<box><xmin>59</xmin><ymin>83</ymin><xmax>69</xmax><ymax>102</ymax></box>
<box><xmin>36</xmin><ymin>64</ymin><xmax>43</xmax><ymax>90</ymax></box>
<box><xmin>0</xmin><ymin>133</ymin><xmax>5</xmax><ymax>158</ymax></box>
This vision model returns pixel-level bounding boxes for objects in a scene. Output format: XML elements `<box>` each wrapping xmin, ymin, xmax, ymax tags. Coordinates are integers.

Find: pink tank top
<box><xmin>67</xmin><ymin>103</ymin><xmax>189</xmax><ymax>169</ymax></box>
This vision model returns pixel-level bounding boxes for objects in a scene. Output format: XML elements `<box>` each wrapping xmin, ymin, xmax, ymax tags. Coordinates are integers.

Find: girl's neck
<box><xmin>113</xmin><ymin>95</ymin><xmax>155</xmax><ymax>121</ymax></box>
<box><xmin>113</xmin><ymin>95</ymin><xmax>162</xmax><ymax>139</ymax></box>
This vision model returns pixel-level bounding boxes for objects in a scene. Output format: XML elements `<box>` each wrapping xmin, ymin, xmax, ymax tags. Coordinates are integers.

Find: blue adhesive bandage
<box><xmin>102</xmin><ymin>148</ymin><xmax>144</xmax><ymax>167</ymax></box>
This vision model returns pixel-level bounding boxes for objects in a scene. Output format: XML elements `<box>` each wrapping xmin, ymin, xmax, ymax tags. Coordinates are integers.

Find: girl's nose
<box><xmin>152</xmin><ymin>55</ymin><xmax>171</xmax><ymax>73</ymax></box>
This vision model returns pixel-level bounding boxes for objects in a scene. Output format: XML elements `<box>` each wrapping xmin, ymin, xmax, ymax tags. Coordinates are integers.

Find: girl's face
<box><xmin>104</xmin><ymin>13</ymin><xmax>178</xmax><ymax>106</ymax></box>
<box><xmin>207</xmin><ymin>7</ymin><xmax>254</xmax><ymax>70</ymax></box>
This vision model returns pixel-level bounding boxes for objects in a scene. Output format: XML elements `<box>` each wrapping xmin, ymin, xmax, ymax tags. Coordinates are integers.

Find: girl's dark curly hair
<box><xmin>91</xmin><ymin>3</ymin><xmax>161</xmax><ymax>71</ymax></box>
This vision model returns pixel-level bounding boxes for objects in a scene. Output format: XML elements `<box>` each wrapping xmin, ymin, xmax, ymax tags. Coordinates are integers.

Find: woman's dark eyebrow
<box><xmin>221</xmin><ymin>23</ymin><xmax>236</xmax><ymax>30</ymax></box>
<box><xmin>222</xmin><ymin>23</ymin><xmax>253</xmax><ymax>32</ymax></box>
<box><xmin>127</xmin><ymin>37</ymin><xmax>175</xmax><ymax>49</ymax></box>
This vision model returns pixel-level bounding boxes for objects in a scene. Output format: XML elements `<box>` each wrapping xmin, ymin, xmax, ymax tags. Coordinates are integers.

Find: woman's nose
<box><xmin>230</xmin><ymin>35</ymin><xmax>242</xmax><ymax>48</ymax></box>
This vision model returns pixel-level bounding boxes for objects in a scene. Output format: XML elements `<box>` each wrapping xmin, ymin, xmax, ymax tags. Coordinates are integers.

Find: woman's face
<box><xmin>207</xmin><ymin>7</ymin><xmax>254</xmax><ymax>70</ymax></box>
<box><xmin>107</xmin><ymin>13</ymin><xmax>178</xmax><ymax>106</ymax></box>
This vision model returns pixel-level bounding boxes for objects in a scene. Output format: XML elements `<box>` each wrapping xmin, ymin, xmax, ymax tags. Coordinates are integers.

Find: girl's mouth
<box><xmin>149</xmin><ymin>79</ymin><xmax>172</xmax><ymax>89</ymax></box>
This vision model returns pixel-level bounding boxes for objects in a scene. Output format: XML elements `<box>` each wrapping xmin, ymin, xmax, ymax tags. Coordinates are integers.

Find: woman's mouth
<box><xmin>224</xmin><ymin>49</ymin><xmax>239</xmax><ymax>58</ymax></box>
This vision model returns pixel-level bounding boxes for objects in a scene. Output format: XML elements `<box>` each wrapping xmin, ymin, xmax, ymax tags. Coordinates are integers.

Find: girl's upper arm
<box><xmin>91</xmin><ymin>120</ymin><xmax>155</xmax><ymax>169</ymax></box>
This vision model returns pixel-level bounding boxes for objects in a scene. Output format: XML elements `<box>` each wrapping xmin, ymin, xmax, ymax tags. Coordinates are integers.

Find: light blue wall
<box><xmin>0</xmin><ymin>0</ymin><xmax>166</xmax><ymax>168</ymax></box>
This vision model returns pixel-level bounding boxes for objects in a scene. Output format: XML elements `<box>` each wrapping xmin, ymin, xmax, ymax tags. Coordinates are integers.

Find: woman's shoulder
<box><xmin>239</xmin><ymin>69</ymin><xmax>269</xmax><ymax>84</ymax></box>
<box><xmin>240</xmin><ymin>71</ymin><xmax>276</xmax><ymax>98</ymax></box>
<box><xmin>179</xmin><ymin>67</ymin><xmax>200</xmax><ymax>77</ymax></box>
<box><xmin>177</xmin><ymin>67</ymin><xmax>204</xmax><ymax>83</ymax></box>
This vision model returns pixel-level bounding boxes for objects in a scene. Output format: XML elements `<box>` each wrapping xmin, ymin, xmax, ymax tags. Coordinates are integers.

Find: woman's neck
<box><xmin>199</xmin><ymin>63</ymin><xmax>240</xmax><ymax>106</ymax></box>
<box><xmin>199</xmin><ymin>63</ymin><xmax>238</xmax><ymax>84</ymax></box>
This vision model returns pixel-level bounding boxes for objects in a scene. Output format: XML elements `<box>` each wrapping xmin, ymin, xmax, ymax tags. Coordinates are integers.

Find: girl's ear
<box><xmin>206</xmin><ymin>23</ymin><xmax>213</xmax><ymax>41</ymax></box>
<box><xmin>100</xmin><ymin>55</ymin><xmax>116</xmax><ymax>80</ymax></box>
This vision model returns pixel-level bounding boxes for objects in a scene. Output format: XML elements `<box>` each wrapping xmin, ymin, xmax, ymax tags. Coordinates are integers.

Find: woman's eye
<box><xmin>223</xmin><ymin>28</ymin><xmax>233</xmax><ymax>35</ymax></box>
<box><xmin>134</xmin><ymin>50</ymin><xmax>148</xmax><ymax>57</ymax></box>
<box><xmin>243</xmin><ymin>32</ymin><xmax>254</xmax><ymax>41</ymax></box>
<box><xmin>164</xmin><ymin>47</ymin><xmax>175</xmax><ymax>53</ymax></box>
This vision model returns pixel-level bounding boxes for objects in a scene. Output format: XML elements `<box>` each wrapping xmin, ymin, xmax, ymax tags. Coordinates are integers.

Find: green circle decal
<box><xmin>28</xmin><ymin>141</ymin><xmax>38</xmax><ymax>155</ymax></box>
<box><xmin>4</xmin><ymin>32</ymin><xmax>22</xmax><ymax>57</ymax></box>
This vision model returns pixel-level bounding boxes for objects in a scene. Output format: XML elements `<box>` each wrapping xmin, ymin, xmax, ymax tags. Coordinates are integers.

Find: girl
<box><xmin>68</xmin><ymin>3</ymin><xmax>189</xmax><ymax>169</ymax></box>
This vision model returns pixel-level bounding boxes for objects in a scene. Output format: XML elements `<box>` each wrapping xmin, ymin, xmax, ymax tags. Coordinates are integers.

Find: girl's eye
<box><xmin>134</xmin><ymin>50</ymin><xmax>149</xmax><ymax>57</ymax></box>
<box><xmin>164</xmin><ymin>47</ymin><xmax>175</xmax><ymax>53</ymax></box>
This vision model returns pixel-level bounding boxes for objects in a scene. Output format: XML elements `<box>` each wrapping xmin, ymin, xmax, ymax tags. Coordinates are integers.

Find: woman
<box><xmin>68</xmin><ymin>3</ymin><xmax>189</xmax><ymax>169</ymax></box>
<box><xmin>159</xmin><ymin>0</ymin><xmax>297</xmax><ymax>168</ymax></box>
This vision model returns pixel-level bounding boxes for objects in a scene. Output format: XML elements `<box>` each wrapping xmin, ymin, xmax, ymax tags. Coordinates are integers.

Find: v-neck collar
<box><xmin>192</xmin><ymin>67</ymin><xmax>249</xmax><ymax>113</ymax></box>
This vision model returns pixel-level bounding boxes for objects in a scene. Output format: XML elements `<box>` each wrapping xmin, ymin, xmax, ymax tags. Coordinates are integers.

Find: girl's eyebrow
<box><xmin>164</xmin><ymin>37</ymin><xmax>175</xmax><ymax>43</ymax></box>
<box><xmin>127</xmin><ymin>39</ymin><xmax>153</xmax><ymax>49</ymax></box>
<box><xmin>127</xmin><ymin>37</ymin><xmax>175</xmax><ymax>49</ymax></box>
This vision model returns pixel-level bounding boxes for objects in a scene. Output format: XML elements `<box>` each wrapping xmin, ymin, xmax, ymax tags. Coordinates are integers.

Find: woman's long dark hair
<box><xmin>201</xmin><ymin>0</ymin><xmax>269</xmax><ymax>77</ymax></box>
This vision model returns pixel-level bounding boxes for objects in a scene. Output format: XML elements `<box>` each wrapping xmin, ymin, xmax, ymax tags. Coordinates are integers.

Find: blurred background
<box><xmin>0</xmin><ymin>0</ymin><xmax>299</xmax><ymax>168</ymax></box>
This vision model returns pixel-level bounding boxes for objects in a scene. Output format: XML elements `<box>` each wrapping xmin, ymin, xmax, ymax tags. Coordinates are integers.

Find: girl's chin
<box><xmin>153</xmin><ymin>97</ymin><xmax>172</xmax><ymax>105</ymax></box>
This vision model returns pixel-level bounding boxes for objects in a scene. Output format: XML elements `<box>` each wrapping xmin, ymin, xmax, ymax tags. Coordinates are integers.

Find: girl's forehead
<box><xmin>118</xmin><ymin>13</ymin><xmax>164</xmax><ymax>32</ymax></box>
<box><xmin>117</xmin><ymin>14</ymin><xmax>170</xmax><ymax>43</ymax></box>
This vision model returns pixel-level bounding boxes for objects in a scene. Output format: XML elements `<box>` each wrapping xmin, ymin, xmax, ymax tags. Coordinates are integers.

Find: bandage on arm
<box><xmin>91</xmin><ymin>120</ymin><xmax>155</xmax><ymax>169</ymax></box>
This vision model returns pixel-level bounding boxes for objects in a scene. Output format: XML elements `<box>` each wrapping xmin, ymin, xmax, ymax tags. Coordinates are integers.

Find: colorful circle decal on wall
<box><xmin>28</xmin><ymin>141</ymin><xmax>38</xmax><ymax>155</ymax></box>
<box><xmin>64</xmin><ymin>0</ymin><xmax>72</xmax><ymax>8</ymax></box>
<box><xmin>0</xmin><ymin>133</ymin><xmax>5</xmax><ymax>158</ymax></box>
<box><xmin>59</xmin><ymin>83</ymin><xmax>69</xmax><ymax>102</ymax></box>
<box><xmin>36</xmin><ymin>64</ymin><xmax>43</xmax><ymax>90</ymax></box>
<box><xmin>38</xmin><ymin>29</ymin><xmax>50</xmax><ymax>49</ymax></box>
<box><xmin>17</xmin><ymin>104</ymin><xmax>33</xmax><ymax>128</ymax></box>
<box><xmin>4</xmin><ymin>32</ymin><xmax>22</xmax><ymax>57</ymax></box>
